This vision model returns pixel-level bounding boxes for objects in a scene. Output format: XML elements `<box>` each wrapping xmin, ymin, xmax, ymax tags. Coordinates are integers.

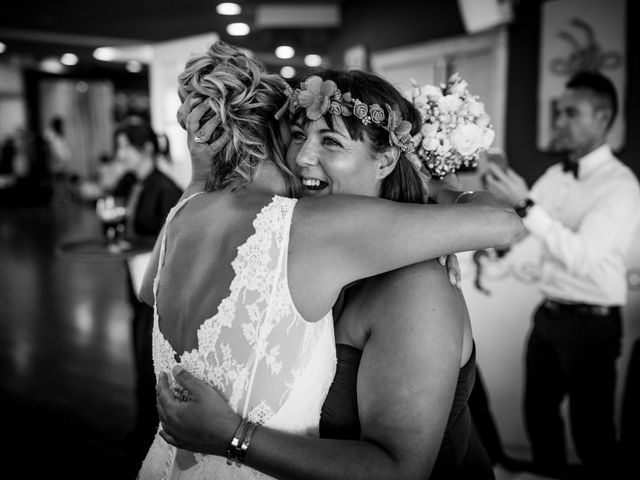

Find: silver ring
<box><xmin>193</xmin><ymin>135</ymin><xmax>205</xmax><ymax>144</ymax></box>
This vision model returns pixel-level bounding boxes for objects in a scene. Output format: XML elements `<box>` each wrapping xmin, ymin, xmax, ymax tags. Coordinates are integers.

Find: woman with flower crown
<box><xmin>138</xmin><ymin>41</ymin><xmax>517</xmax><ymax>479</ymax></box>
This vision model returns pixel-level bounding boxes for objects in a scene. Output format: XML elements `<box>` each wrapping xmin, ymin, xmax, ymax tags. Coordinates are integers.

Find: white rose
<box><xmin>476</xmin><ymin>114</ymin><xmax>490</xmax><ymax>128</ymax></box>
<box><xmin>480</xmin><ymin>128</ymin><xmax>495</xmax><ymax>149</ymax></box>
<box><xmin>422</xmin><ymin>137</ymin><xmax>439</xmax><ymax>151</ymax></box>
<box><xmin>412</xmin><ymin>93</ymin><xmax>430</xmax><ymax>110</ymax></box>
<box><xmin>421</xmin><ymin>122</ymin><xmax>439</xmax><ymax>138</ymax></box>
<box><xmin>449</xmin><ymin>79</ymin><xmax>468</xmax><ymax>96</ymax></box>
<box><xmin>449</xmin><ymin>123</ymin><xmax>484</xmax><ymax>157</ymax></box>
<box><xmin>467</xmin><ymin>99</ymin><xmax>486</xmax><ymax>118</ymax></box>
<box><xmin>422</xmin><ymin>84</ymin><xmax>443</xmax><ymax>100</ymax></box>
<box><xmin>437</xmin><ymin>94</ymin><xmax>462</xmax><ymax>114</ymax></box>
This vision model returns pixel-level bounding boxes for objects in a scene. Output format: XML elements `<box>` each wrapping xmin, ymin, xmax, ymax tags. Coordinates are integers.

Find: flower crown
<box><xmin>275</xmin><ymin>75</ymin><xmax>414</xmax><ymax>153</ymax></box>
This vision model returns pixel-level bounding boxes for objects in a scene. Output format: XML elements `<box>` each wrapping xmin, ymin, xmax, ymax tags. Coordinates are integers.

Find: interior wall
<box><xmin>148</xmin><ymin>32</ymin><xmax>219</xmax><ymax>190</ymax></box>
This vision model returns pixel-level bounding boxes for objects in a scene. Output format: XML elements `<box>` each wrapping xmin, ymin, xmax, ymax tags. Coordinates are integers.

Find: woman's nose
<box><xmin>295</xmin><ymin>139</ymin><xmax>320</xmax><ymax>167</ymax></box>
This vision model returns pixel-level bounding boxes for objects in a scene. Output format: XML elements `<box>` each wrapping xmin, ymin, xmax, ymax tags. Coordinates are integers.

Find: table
<box><xmin>56</xmin><ymin>236</ymin><xmax>156</xmax><ymax>262</ymax></box>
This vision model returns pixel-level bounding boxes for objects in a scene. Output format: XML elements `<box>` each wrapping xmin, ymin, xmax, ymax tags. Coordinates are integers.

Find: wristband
<box><xmin>226</xmin><ymin>419</ymin><xmax>250</xmax><ymax>467</ymax></box>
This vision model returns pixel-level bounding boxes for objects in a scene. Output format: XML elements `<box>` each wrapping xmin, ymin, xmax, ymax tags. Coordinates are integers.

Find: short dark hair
<box><xmin>114</xmin><ymin>117</ymin><xmax>159</xmax><ymax>155</ymax></box>
<box><xmin>566</xmin><ymin>71</ymin><xmax>618</xmax><ymax>130</ymax></box>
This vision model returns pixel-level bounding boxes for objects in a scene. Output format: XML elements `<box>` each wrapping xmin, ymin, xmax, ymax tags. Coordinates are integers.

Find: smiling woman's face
<box><xmin>286</xmin><ymin>115</ymin><xmax>384</xmax><ymax>198</ymax></box>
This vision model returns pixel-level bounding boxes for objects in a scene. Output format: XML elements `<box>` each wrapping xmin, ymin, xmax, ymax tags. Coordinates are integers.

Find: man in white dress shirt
<box><xmin>485</xmin><ymin>71</ymin><xmax>640</xmax><ymax>480</ymax></box>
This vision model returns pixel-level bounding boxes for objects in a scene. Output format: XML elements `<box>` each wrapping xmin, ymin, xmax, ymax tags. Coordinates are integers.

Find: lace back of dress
<box><xmin>196</xmin><ymin>196</ymin><xmax>321</xmax><ymax>424</ymax></box>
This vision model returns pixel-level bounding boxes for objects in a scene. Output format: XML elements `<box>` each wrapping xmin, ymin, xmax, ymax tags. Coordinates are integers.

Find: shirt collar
<box><xmin>576</xmin><ymin>144</ymin><xmax>611</xmax><ymax>177</ymax></box>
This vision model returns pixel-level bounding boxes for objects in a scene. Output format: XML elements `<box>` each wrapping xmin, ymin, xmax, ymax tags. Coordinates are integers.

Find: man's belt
<box><xmin>543</xmin><ymin>299</ymin><xmax>618</xmax><ymax>317</ymax></box>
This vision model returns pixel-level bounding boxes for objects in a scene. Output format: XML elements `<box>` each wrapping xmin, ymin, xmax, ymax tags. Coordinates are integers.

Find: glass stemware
<box><xmin>96</xmin><ymin>196</ymin><xmax>130</xmax><ymax>253</ymax></box>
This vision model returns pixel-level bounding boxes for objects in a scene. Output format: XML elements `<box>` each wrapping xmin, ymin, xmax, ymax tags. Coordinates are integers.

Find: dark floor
<box><xmin>1</xmin><ymin>197</ymin><xmax>140</xmax><ymax>479</ymax></box>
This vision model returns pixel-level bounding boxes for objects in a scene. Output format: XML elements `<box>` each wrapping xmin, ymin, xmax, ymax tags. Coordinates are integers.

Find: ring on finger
<box><xmin>194</xmin><ymin>135</ymin><xmax>205</xmax><ymax>144</ymax></box>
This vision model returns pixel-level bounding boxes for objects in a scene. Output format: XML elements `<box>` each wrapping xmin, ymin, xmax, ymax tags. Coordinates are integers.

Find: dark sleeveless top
<box><xmin>320</xmin><ymin>343</ymin><xmax>495</xmax><ymax>479</ymax></box>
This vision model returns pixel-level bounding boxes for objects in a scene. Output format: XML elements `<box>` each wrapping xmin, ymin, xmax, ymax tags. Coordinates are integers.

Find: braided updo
<box><xmin>178</xmin><ymin>41</ymin><xmax>295</xmax><ymax>193</ymax></box>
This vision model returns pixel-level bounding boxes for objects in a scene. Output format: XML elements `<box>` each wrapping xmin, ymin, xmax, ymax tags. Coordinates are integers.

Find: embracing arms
<box><xmin>156</xmin><ymin>260</ymin><xmax>466</xmax><ymax>480</ymax></box>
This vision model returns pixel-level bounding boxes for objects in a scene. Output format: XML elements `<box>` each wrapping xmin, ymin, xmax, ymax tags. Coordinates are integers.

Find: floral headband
<box><xmin>275</xmin><ymin>75</ymin><xmax>414</xmax><ymax>153</ymax></box>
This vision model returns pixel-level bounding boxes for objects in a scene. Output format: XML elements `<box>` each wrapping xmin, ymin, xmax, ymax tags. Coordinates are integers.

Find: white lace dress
<box><xmin>137</xmin><ymin>194</ymin><xmax>337</xmax><ymax>480</ymax></box>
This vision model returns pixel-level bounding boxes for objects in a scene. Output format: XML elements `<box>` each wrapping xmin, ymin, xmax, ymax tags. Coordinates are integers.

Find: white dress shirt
<box><xmin>525</xmin><ymin>144</ymin><xmax>640</xmax><ymax>306</ymax></box>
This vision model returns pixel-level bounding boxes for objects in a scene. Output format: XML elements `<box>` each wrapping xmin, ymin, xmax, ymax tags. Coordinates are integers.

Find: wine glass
<box><xmin>96</xmin><ymin>196</ymin><xmax>129</xmax><ymax>253</ymax></box>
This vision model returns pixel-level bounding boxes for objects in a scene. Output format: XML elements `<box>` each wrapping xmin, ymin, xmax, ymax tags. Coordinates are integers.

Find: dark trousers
<box><xmin>524</xmin><ymin>302</ymin><xmax>622</xmax><ymax>479</ymax></box>
<box><xmin>621</xmin><ymin>338</ymin><xmax>640</xmax><ymax>477</ymax></box>
<box><xmin>126</xmin><ymin>273</ymin><xmax>159</xmax><ymax>473</ymax></box>
<box><xmin>469</xmin><ymin>368</ymin><xmax>505</xmax><ymax>465</ymax></box>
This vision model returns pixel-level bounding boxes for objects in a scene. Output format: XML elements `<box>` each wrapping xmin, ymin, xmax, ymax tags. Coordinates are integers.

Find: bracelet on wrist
<box><xmin>454</xmin><ymin>190</ymin><xmax>475</xmax><ymax>204</ymax></box>
<box><xmin>226</xmin><ymin>419</ymin><xmax>258</xmax><ymax>467</ymax></box>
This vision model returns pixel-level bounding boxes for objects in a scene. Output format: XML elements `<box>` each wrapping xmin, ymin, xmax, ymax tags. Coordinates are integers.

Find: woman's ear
<box><xmin>376</xmin><ymin>146</ymin><xmax>401</xmax><ymax>180</ymax></box>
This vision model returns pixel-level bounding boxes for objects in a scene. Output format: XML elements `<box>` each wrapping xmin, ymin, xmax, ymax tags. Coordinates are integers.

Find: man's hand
<box><xmin>484</xmin><ymin>163</ymin><xmax>530</xmax><ymax>208</ymax></box>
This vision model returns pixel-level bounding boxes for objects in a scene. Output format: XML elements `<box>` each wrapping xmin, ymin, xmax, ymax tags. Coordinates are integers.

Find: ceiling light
<box><xmin>280</xmin><ymin>66</ymin><xmax>296</xmax><ymax>79</ymax></box>
<box><xmin>61</xmin><ymin>53</ymin><xmax>78</xmax><ymax>66</ymax></box>
<box><xmin>304</xmin><ymin>54</ymin><xmax>322</xmax><ymax>67</ymax></box>
<box><xmin>275</xmin><ymin>46</ymin><xmax>295</xmax><ymax>59</ymax></box>
<box><xmin>0</xmin><ymin>42</ymin><xmax>6</xmax><ymax>54</ymax></box>
<box><xmin>216</xmin><ymin>3</ymin><xmax>241</xmax><ymax>15</ymax></box>
<box><xmin>126</xmin><ymin>60</ymin><xmax>143</xmax><ymax>73</ymax></box>
<box><xmin>39</xmin><ymin>58</ymin><xmax>65</xmax><ymax>74</ymax></box>
<box><xmin>226</xmin><ymin>22</ymin><xmax>250</xmax><ymax>36</ymax></box>
<box><xmin>93</xmin><ymin>47</ymin><xmax>116</xmax><ymax>61</ymax></box>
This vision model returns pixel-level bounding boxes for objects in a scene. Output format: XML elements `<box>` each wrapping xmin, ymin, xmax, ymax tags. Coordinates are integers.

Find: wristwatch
<box><xmin>515</xmin><ymin>198</ymin><xmax>535</xmax><ymax>218</ymax></box>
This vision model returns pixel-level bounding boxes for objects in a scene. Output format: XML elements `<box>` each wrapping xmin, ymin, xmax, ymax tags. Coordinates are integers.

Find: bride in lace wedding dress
<box><xmin>135</xmin><ymin>41</ymin><xmax>522</xmax><ymax>480</ymax></box>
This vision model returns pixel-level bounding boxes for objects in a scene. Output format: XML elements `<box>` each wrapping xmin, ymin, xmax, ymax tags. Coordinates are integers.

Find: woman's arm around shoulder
<box><xmin>288</xmin><ymin>193</ymin><xmax>523</xmax><ymax>319</ymax></box>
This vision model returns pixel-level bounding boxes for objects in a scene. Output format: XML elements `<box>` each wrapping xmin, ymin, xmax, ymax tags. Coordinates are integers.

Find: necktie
<box><xmin>562</xmin><ymin>159</ymin><xmax>579</xmax><ymax>179</ymax></box>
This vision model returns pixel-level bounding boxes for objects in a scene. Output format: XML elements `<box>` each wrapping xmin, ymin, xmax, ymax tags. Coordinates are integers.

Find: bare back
<box><xmin>157</xmin><ymin>190</ymin><xmax>274</xmax><ymax>353</ymax></box>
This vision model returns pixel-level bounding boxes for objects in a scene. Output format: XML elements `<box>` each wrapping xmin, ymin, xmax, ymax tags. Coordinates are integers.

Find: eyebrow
<box><xmin>293</xmin><ymin>121</ymin><xmax>345</xmax><ymax>137</ymax></box>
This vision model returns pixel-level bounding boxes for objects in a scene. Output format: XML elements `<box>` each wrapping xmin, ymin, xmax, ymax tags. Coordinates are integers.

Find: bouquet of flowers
<box><xmin>407</xmin><ymin>73</ymin><xmax>495</xmax><ymax>179</ymax></box>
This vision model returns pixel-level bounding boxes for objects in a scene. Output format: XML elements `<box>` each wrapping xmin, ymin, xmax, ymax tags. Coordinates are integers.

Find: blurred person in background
<box><xmin>113</xmin><ymin>117</ymin><xmax>183</xmax><ymax>475</ymax></box>
<box><xmin>485</xmin><ymin>71</ymin><xmax>640</xmax><ymax>480</ymax></box>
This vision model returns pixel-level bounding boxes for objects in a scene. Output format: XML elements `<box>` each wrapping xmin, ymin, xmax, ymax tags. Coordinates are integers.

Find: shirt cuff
<box><xmin>522</xmin><ymin>204</ymin><xmax>554</xmax><ymax>237</ymax></box>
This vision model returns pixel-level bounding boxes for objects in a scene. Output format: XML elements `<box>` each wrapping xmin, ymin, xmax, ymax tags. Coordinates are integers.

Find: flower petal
<box><xmin>297</xmin><ymin>90</ymin><xmax>316</xmax><ymax>108</ymax></box>
<box><xmin>395</xmin><ymin>120</ymin><xmax>412</xmax><ymax>136</ymax></box>
<box><xmin>320</xmin><ymin>80</ymin><xmax>337</xmax><ymax>97</ymax></box>
<box><xmin>303</xmin><ymin>76</ymin><xmax>324</xmax><ymax>94</ymax></box>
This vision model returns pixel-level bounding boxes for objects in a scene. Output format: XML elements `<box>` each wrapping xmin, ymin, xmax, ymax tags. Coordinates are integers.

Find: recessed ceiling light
<box><xmin>216</xmin><ymin>2</ymin><xmax>241</xmax><ymax>15</ymax></box>
<box><xmin>280</xmin><ymin>66</ymin><xmax>296</xmax><ymax>79</ymax></box>
<box><xmin>61</xmin><ymin>53</ymin><xmax>78</xmax><ymax>66</ymax></box>
<box><xmin>226</xmin><ymin>22</ymin><xmax>250</xmax><ymax>36</ymax></box>
<box><xmin>304</xmin><ymin>54</ymin><xmax>322</xmax><ymax>67</ymax></box>
<box><xmin>126</xmin><ymin>60</ymin><xmax>143</xmax><ymax>73</ymax></box>
<box><xmin>39</xmin><ymin>58</ymin><xmax>64</xmax><ymax>74</ymax></box>
<box><xmin>93</xmin><ymin>47</ymin><xmax>116</xmax><ymax>61</ymax></box>
<box><xmin>275</xmin><ymin>46</ymin><xmax>295</xmax><ymax>59</ymax></box>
